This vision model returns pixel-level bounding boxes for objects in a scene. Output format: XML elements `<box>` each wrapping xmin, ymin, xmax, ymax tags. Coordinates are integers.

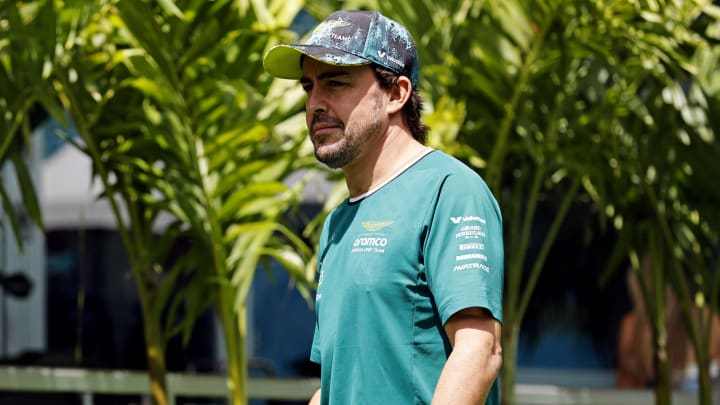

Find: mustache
<box><xmin>310</xmin><ymin>112</ymin><xmax>344</xmax><ymax>134</ymax></box>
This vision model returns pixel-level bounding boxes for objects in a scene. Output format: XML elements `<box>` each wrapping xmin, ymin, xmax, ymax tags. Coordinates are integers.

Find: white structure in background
<box><xmin>0</xmin><ymin>120</ymin><xmax>125</xmax><ymax>362</ymax></box>
<box><xmin>0</xmin><ymin>129</ymin><xmax>46</xmax><ymax>359</ymax></box>
<box><xmin>41</xmin><ymin>141</ymin><xmax>115</xmax><ymax>230</ymax></box>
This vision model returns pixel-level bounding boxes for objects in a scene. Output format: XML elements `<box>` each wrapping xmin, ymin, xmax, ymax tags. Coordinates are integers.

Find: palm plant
<box><xmin>5</xmin><ymin>0</ymin><xmax>316</xmax><ymax>404</ymax></box>
<box><xmin>0</xmin><ymin>2</ymin><xmax>49</xmax><ymax>249</ymax></box>
<box><xmin>594</xmin><ymin>5</ymin><xmax>720</xmax><ymax>402</ymax></box>
<box><xmin>340</xmin><ymin>0</ymin><xmax>720</xmax><ymax>404</ymax></box>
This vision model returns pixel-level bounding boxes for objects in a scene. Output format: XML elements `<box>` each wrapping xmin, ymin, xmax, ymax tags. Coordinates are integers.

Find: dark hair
<box><xmin>372</xmin><ymin>65</ymin><xmax>429</xmax><ymax>144</ymax></box>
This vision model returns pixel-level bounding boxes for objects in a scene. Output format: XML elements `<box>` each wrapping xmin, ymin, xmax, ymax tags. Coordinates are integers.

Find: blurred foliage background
<box><xmin>2</xmin><ymin>0</ymin><xmax>720</xmax><ymax>404</ymax></box>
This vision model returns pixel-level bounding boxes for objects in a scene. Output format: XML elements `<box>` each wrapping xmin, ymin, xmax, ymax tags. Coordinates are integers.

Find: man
<box><xmin>263</xmin><ymin>10</ymin><xmax>504</xmax><ymax>404</ymax></box>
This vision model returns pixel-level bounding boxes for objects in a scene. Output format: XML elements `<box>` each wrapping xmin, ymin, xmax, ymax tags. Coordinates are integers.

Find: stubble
<box><xmin>311</xmin><ymin>90</ymin><xmax>385</xmax><ymax>169</ymax></box>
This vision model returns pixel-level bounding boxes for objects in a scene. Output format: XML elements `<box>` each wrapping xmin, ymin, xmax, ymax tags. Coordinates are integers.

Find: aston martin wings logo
<box><xmin>361</xmin><ymin>220</ymin><xmax>394</xmax><ymax>231</ymax></box>
<box><xmin>317</xmin><ymin>20</ymin><xmax>352</xmax><ymax>30</ymax></box>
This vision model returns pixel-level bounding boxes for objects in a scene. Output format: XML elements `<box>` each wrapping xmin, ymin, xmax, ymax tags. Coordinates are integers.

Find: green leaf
<box><xmin>158</xmin><ymin>0</ymin><xmax>185</xmax><ymax>19</ymax></box>
<box><xmin>0</xmin><ymin>183</ymin><xmax>23</xmax><ymax>252</ymax></box>
<box><xmin>115</xmin><ymin>0</ymin><xmax>177</xmax><ymax>86</ymax></box>
<box><xmin>10</xmin><ymin>153</ymin><xmax>44</xmax><ymax>231</ymax></box>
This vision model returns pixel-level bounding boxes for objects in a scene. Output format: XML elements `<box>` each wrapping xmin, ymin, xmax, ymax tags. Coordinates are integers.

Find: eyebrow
<box><xmin>300</xmin><ymin>70</ymin><xmax>352</xmax><ymax>84</ymax></box>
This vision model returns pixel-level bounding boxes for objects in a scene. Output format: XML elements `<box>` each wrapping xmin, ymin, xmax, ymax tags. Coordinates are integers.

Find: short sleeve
<box><xmin>310</xmin><ymin>320</ymin><xmax>320</xmax><ymax>364</ymax></box>
<box><xmin>423</xmin><ymin>173</ymin><xmax>504</xmax><ymax>326</ymax></box>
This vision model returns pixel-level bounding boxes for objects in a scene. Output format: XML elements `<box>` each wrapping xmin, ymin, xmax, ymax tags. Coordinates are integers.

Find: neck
<box><xmin>342</xmin><ymin>124</ymin><xmax>428</xmax><ymax>198</ymax></box>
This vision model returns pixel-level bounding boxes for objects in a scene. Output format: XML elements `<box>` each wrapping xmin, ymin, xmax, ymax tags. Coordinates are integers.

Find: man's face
<box><xmin>300</xmin><ymin>58</ymin><xmax>388</xmax><ymax>169</ymax></box>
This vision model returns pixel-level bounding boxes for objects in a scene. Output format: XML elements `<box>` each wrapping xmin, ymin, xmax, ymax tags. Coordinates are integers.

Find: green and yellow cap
<box><xmin>263</xmin><ymin>10</ymin><xmax>419</xmax><ymax>87</ymax></box>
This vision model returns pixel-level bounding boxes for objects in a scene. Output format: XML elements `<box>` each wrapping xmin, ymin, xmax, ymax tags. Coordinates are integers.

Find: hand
<box><xmin>308</xmin><ymin>388</ymin><xmax>321</xmax><ymax>405</ymax></box>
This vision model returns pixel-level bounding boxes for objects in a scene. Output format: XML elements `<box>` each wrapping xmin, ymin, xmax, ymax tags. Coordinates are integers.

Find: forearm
<box><xmin>431</xmin><ymin>340</ymin><xmax>501</xmax><ymax>404</ymax></box>
<box><xmin>308</xmin><ymin>388</ymin><xmax>321</xmax><ymax>405</ymax></box>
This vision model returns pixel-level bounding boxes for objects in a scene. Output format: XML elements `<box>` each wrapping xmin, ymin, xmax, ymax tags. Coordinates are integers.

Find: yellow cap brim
<box><xmin>263</xmin><ymin>44</ymin><xmax>372</xmax><ymax>81</ymax></box>
<box><xmin>263</xmin><ymin>44</ymin><xmax>305</xmax><ymax>81</ymax></box>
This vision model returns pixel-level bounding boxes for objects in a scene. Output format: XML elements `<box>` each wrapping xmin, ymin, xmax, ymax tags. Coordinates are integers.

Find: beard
<box><xmin>310</xmin><ymin>92</ymin><xmax>384</xmax><ymax>169</ymax></box>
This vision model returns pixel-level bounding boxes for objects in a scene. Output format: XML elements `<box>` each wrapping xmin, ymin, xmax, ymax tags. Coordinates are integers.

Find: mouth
<box><xmin>311</xmin><ymin>123</ymin><xmax>341</xmax><ymax>137</ymax></box>
<box><xmin>310</xmin><ymin>113</ymin><xmax>344</xmax><ymax>139</ymax></box>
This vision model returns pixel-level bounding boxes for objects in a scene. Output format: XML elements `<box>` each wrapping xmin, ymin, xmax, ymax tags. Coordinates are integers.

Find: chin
<box><xmin>314</xmin><ymin>144</ymin><xmax>340</xmax><ymax>160</ymax></box>
<box><xmin>316</xmin><ymin>150</ymin><xmax>350</xmax><ymax>169</ymax></box>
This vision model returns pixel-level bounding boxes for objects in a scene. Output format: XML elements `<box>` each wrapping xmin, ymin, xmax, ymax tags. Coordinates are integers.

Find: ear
<box><xmin>386</xmin><ymin>75</ymin><xmax>412</xmax><ymax>115</ymax></box>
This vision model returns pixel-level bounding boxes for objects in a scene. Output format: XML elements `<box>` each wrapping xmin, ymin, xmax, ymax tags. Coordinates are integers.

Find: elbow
<box><xmin>491</xmin><ymin>342</ymin><xmax>503</xmax><ymax>377</ymax></box>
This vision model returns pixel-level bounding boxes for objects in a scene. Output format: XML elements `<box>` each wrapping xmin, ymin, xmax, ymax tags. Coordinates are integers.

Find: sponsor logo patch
<box><xmin>453</xmin><ymin>263</ymin><xmax>490</xmax><ymax>273</ymax></box>
<box><xmin>450</xmin><ymin>216</ymin><xmax>486</xmax><ymax>224</ymax></box>
<box><xmin>318</xmin><ymin>20</ymin><xmax>352</xmax><ymax>30</ymax></box>
<box><xmin>361</xmin><ymin>220</ymin><xmax>394</xmax><ymax>231</ymax></box>
<box><xmin>376</xmin><ymin>50</ymin><xmax>405</xmax><ymax>68</ymax></box>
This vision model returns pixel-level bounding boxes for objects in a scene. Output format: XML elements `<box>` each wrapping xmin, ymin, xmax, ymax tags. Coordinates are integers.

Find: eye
<box><xmin>327</xmin><ymin>80</ymin><xmax>345</xmax><ymax>87</ymax></box>
<box><xmin>300</xmin><ymin>81</ymin><xmax>312</xmax><ymax>93</ymax></box>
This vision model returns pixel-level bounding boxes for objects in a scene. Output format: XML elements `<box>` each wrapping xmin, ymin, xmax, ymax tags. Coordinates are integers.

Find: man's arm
<box><xmin>432</xmin><ymin>307</ymin><xmax>502</xmax><ymax>404</ymax></box>
<box><xmin>308</xmin><ymin>388</ymin><xmax>320</xmax><ymax>405</ymax></box>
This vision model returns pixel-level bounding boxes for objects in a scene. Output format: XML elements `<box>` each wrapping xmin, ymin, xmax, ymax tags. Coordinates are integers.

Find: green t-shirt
<box><xmin>311</xmin><ymin>150</ymin><xmax>503</xmax><ymax>404</ymax></box>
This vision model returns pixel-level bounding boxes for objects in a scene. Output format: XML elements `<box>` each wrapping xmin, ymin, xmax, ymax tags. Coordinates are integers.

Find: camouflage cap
<box><xmin>263</xmin><ymin>10</ymin><xmax>419</xmax><ymax>87</ymax></box>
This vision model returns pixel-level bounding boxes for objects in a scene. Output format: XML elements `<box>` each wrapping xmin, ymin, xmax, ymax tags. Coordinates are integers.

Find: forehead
<box><xmin>300</xmin><ymin>58</ymin><xmax>373</xmax><ymax>80</ymax></box>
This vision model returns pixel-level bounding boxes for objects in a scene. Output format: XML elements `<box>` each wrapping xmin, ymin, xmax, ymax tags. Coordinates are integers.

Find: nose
<box><xmin>305</xmin><ymin>86</ymin><xmax>326</xmax><ymax>116</ymax></box>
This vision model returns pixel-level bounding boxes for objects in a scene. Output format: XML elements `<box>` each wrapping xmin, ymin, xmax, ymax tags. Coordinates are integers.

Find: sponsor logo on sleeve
<box><xmin>453</xmin><ymin>263</ymin><xmax>491</xmax><ymax>273</ymax></box>
<box><xmin>450</xmin><ymin>216</ymin><xmax>486</xmax><ymax>224</ymax></box>
<box><xmin>450</xmin><ymin>215</ymin><xmax>492</xmax><ymax>273</ymax></box>
<box><xmin>455</xmin><ymin>253</ymin><xmax>488</xmax><ymax>261</ymax></box>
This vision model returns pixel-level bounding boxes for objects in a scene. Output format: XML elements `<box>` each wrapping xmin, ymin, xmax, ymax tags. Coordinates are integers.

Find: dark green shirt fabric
<box><xmin>311</xmin><ymin>150</ymin><xmax>504</xmax><ymax>404</ymax></box>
